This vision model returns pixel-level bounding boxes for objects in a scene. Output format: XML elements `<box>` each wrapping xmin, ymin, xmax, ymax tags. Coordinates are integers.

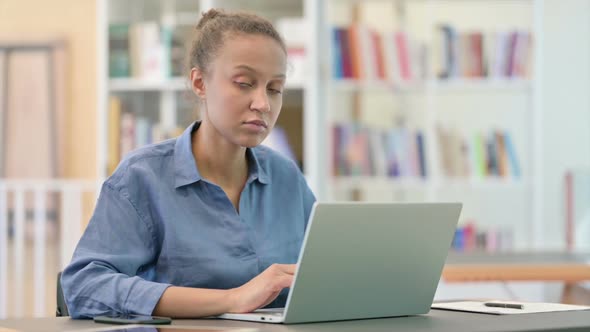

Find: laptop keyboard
<box><xmin>256</xmin><ymin>308</ymin><xmax>284</xmax><ymax>316</ymax></box>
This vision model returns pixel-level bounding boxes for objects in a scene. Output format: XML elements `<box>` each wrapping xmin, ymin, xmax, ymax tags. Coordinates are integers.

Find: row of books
<box><xmin>109</xmin><ymin>22</ymin><xmax>191</xmax><ymax>79</ymax></box>
<box><xmin>109</xmin><ymin>20</ymin><xmax>308</xmax><ymax>82</ymax></box>
<box><xmin>332</xmin><ymin>123</ymin><xmax>427</xmax><ymax>178</ymax></box>
<box><xmin>437</xmin><ymin>127</ymin><xmax>521</xmax><ymax>179</ymax></box>
<box><xmin>331</xmin><ymin>26</ymin><xmax>427</xmax><ymax>83</ymax></box>
<box><xmin>436</xmin><ymin>25</ymin><xmax>532</xmax><ymax>79</ymax></box>
<box><xmin>108</xmin><ymin>96</ymin><xmax>184</xmax><ymax>174</ymax></box>
<box><xmin>451</xmin><ymin>222</ymin><xmax>514</xmax><ymax>252</ymax></box>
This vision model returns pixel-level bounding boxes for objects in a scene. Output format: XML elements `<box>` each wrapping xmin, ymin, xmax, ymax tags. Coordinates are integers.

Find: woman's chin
<box><xmin>235</xmin><ymin>132</ymin><xmax>269</xmax><ymax>148</ymax></box>
<box><xmin>237</xmin><ymin>137</ymin><xmax>266</xmax><ymax>148</ymax></box>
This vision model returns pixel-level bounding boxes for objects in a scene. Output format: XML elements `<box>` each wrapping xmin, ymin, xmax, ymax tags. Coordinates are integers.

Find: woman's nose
<box><xmin>250</xmin><ymin>88</ymin><xmax>271</xmax><ymax>113</ymax></box>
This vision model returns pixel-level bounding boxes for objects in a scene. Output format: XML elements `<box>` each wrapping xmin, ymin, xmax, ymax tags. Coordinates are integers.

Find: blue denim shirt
<box><xmin>61</xmin><ymin>122</ymin><xmax>316</xmax><ymax>318</ymax></box>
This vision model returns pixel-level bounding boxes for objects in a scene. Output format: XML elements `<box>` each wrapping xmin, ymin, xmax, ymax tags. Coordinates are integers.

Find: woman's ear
<box><xmin>190</xmin><ymin>67</ymin><xmax>206</xmax><ymax>100</ymax></box>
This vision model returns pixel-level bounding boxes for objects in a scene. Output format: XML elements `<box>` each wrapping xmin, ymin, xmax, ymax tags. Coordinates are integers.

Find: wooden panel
<box><xmin>443</xmin><ymin>264</ymin><xmax>590</xmax><ymax>283</ymax></box>
<box><xmin>4</xmin><ymin>51</ymin><xmax>53</xmax><ymax>178</ymax></box>
<box><xmin>0</xmin><ymin>0</ymin><xmax>98</xmax><ymax>179</ymax></box>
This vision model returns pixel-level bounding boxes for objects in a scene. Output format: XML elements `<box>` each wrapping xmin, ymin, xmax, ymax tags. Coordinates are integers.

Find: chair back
<box><xmin>56</xmin><ymin>272</ymin><xmax>69</xmax><ymax>317</ymax></box>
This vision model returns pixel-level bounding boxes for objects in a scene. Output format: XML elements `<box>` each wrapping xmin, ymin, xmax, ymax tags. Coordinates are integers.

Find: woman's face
<box><xmin>196</xmin><ymin>33</ymin><xmax>287</xmax><ymax>148</ymax></box>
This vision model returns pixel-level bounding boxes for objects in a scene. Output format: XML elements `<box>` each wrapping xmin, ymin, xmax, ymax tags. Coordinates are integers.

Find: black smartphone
<box><xmin>93</xmin><ymin>314</ymin><xmax>172</xmax><ymax>325</ymax></box>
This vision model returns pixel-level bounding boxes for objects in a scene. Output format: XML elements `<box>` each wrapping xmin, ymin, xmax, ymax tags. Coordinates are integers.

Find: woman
<box><xmin>62</xmin><ymin>9</ymin><xmax>316</xmax><ymax>318</ymax></box>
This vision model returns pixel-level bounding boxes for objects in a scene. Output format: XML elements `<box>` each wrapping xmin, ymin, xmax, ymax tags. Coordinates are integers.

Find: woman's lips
<box><xmin>244</xmin><ymin>119</ymin><xmax>268</xmax><ymax>128</ymax></box>
<box><xmin>243</xmin><ymin>120</ymin><xmax>268</xmax><ymax>132</ymax></box>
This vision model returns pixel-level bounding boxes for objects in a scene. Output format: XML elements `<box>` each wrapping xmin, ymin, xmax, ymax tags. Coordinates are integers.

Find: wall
<box><xmin>541</xmin><ymin>0</ymin><xmax>590</xmax><ymax>248</ymax></box>
<box><xmin>0</xmin><ymin>0</ymin><xmax>98</xmax><ymax>179</ymax></box>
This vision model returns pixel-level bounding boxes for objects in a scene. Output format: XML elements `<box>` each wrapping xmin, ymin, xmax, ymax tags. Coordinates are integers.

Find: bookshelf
<box><xmin>97</xmin><ymin>0</ymin><xmax>311</xmax><ymax>177</ymax></box>
<box><xmin>315</xmin><ymin>0</ymin><xmax>543</xmax><ymax>250</ymax></box>
<box><xmin>108</xmin><ymin>77</ymin><xmax>188</xmax><ymax>91</ymax></box>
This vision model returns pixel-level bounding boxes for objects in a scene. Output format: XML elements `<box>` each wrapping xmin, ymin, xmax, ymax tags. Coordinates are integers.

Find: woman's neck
<box><xmin>191</xmin><ymin>121</ymin><xmax>248</xmax><ymax>189</ymax></box>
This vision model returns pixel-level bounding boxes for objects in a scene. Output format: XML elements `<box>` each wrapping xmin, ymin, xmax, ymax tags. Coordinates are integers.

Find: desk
<box><xmin>2</xmin><ymin>310</ymin><xmax>590</xmax><ymax>332</ymax></box>
<box><xmin>442</xmin><ymin>252</ymin><xmax>590</xmax><ymax>303</ymax></box>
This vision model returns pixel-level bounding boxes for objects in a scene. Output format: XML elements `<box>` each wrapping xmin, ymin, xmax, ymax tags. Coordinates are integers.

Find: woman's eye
<box><xmin>237</xmin><ymin>82</ymin><xmax>253</xmax><ymax>88</ymax></box>
<box><xmin>268</xmin><ymin>88</ymin><xmax>282</xmax><ymax>95</ymax></box>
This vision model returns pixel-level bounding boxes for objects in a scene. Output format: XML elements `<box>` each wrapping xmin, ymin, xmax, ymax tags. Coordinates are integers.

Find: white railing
<box><xmin>0</xmin><ymin>179</ymin><xmax>100</xmax><ymax>318</ymax></box>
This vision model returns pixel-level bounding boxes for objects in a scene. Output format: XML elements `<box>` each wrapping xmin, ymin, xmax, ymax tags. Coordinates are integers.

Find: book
<box><xmin>416</xmin><ymin>131</ymin><xmax>427</xmax><ymax>178</ymax></box>
<box><xmin>107</xmin><ymin>96</ymin><xmax>122</xmax><ymax>175</ymax></box>
<box><xmin>339</xmin><ymin>28</ymin><xmax>353</xmax><ymax>79</ymax></box>
<box><xmin>436</xmin><ymin>25</ymin><xmax>457</xmax><ymax>79</ymax></box>
<box><xmin>332</xmin><ymin>125</ymin><xmax>343</xmax><ymax>175</ymax></box>
<box><xmin>108</xmin><ymin>23</ymin><xmax>130</xmax><ymax>78</ymax></box>
<box><xmin>347</xmin><ymin>25</ymin><xmax>363</xmax><ymax>79</ymax></box>
<box><xmin>368</xmin><ymin>130</ymin><xmax>387</xmax><ymax>177</ymax></box>
<box><xmin>120</xmin><ymin>112</ymin><xmax>136</xmax><ymax>160</ymax></box>
<box><xmin>385</xmin><ymin>129</ymin><xmax>400</xmax><ymax>177</ymax></box>
<box><xmin>134</xmin><ymin>116</ymin><xmax>151</xmax><ymax>149</ymax></box>
<box><xmin>435</xmin><ymin>26</ymin><xmax>531</xmax><ymax>79</ymax></box>
<box><xmin>472</xmin><ymin>133</ymin><xmax>487</xmax><ymax>178</ymax></box>
<box><xmin>382</xmin><ymin>30</ymin><xmax>401</xmax><ymax>83</ymax></box>
<box><xmin>434</xmin><ymin>128</ymin><xmax>520</xmax><ymax>179</ymax></box>
<box><xmin>331</xmin><ymin>28</ymin><xmax>344</xmax><ymax>79</ymax></box>
<box><xmin>129</xmin><ymin>21</ymin><xmax>166</xmax><ymax>79</ymax></box>
<box><xmin>485</xmin><ymin>135</ymin><xmax>498</xmax><ymax>176</ymax></box>
<box><xmin>494</xmin><ymin>131</ymin><xmax>509</xmax><ymax>177</ymax></box>
<box><xmin>503</xmin><ymin>131</ymin><xmax>521</xmax><ymax>178</ymax></box>
<box><xmin>511</xmin><ymin>31</ymin><xmax>532</xmax><ymax>78</ymax></box>
<box><xmin>170</xmin><ymin>25</ymin><xmax>193</xmax><ymax>77</ymax></box>
<box><xmin>490</xmin><ymin>30</ymin><xmax>510</xmax><ymax>78</ymax></box>
<box><xmin>286</xmin><ymin>47</ymin><xmax>306</xmax><ymax>85</ymax></box>
<box><xmin>330</xmin><ymin>24</ymin><xmax>424</xmax><ymax>84</ymax></box>
<box><xmin>467</xmin><ymin>32</ymin><xmax>484</xmax><ymax>77</ymax></box>
<box><xmin>372</xmin><ymin>30</ymin><xmax>387</xmax><ymax>80</ymax></box>
<box><xmin>394</xmin><ymin>31</ymin><xmax>411</xmax><ymax>81</ymax></box>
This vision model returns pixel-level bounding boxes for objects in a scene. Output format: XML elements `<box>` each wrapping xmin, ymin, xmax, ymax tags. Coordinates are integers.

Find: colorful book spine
<box><xmin>107</xmin><ymin>96</ymin><xmax>122</xmax><ymax>175</ymax></box>
<box><xmin>108</xmin><ymin>24</ymin><xmax>130</xmax><ymax>78</ymax></box>
<box><xmin>451</xmin><ymin>222</ymin><xmax>514</xmax><ymax>253</ymax></box>
<box><xmin>332</xmin><ymin>28</ymin><xmax>344</xmax><ymax>79</ymax></box>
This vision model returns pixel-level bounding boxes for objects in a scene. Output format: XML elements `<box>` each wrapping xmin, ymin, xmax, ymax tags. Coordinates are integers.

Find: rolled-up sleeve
<box><xmin>61</xmin><ymin>183</ymin><xmax>171</xmax><ymax>318</ymax></box>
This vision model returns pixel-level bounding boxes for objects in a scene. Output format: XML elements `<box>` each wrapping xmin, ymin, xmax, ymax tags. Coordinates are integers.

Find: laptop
<box><xmin>218</xmin><ymin>202</ymin><xmax>462</xmax><ymax>324</ymax></box>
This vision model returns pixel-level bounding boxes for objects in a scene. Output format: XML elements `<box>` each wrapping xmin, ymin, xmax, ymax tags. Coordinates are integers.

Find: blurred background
<box><xmin>0</xmin><ymin>0</ymin><xmax>589</xmax><ymax>319</ymax></box>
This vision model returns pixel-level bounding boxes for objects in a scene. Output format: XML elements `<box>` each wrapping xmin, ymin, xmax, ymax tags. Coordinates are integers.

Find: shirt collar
<box><xmin>246</xmin><ymin>146</ymin><xmax>270</xmax><ymax>185</ymax></box>
<box><xmin>174</xmin><ymin>121</ymin><xmax>270</xmax><ymax>189</ymax></box>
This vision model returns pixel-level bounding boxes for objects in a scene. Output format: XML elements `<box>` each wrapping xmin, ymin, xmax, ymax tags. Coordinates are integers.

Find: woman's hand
<box><xmin>228</xmin><ymin>263</ymin><xmax>296</xmax><ymax>313</ymax></box>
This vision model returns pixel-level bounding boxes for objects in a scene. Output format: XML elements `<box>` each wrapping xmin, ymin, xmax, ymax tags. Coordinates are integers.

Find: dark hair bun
<box><xmin>188</xmin><ymin>8</ymin><xmax>286</xmax><ymax>74</ymax></box>
<box><xmin>196</xmin><ymin>9</ymin><xmax>224</xmax><ymax>29</ymax></box>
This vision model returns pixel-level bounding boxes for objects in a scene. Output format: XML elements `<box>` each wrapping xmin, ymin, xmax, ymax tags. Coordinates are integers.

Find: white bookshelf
<box><xmin>108</xmin><ymin>77</ymin><xmax>188</xmax><ymax>91</ymax></box>
<box><xmin>109</xmin><ymin>77</ymin><xmax>305</xmax><ymax>92</ymax></box>
<box><xmin>331</xmin><ymin>78</ymin><xmax>531</xmax><ymax>93</ymax></box>
<box><xmin>332</xmin><ymin>176</ymin><xmax>429</xmax><ymax>191</ymax></box>
<box><xmin>332</xmin><ymin>176</ymin><xmax>527</xmax><ymax>191</ymax></box>
<box><xmin>314</xmin><ymin>0</ymin><xmax>544</xmax><ymax>250</ymax></box>
<box><xmin>428</xmin><ymin>78</ymin><xmax>532</xmax><ymax>92</ymax></box>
